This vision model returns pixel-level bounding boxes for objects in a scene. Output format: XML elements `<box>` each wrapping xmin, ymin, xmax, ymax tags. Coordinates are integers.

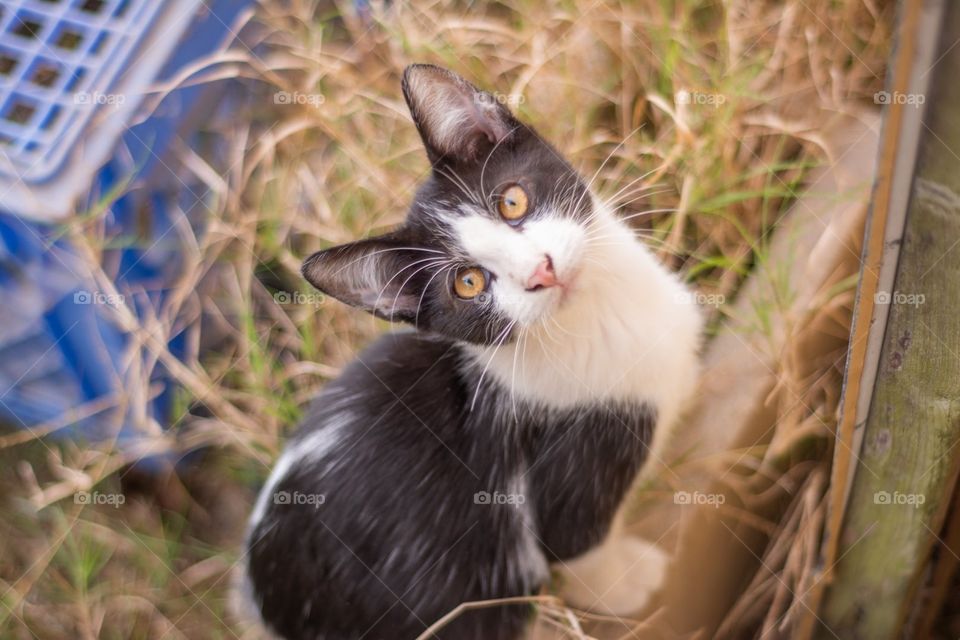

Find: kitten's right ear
<box><xmin>402</xmin><ymin>64</ymin><xmax>518</xmax><ymax>164</ymax></box>
<box><xmin>301</xmin><ymin>235</ymin><xmax>435</xmax><ymax>323</ymax></box>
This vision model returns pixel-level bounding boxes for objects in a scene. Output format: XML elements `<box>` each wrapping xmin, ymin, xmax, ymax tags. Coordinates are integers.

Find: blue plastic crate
<box><xmin>0</xmin><ymin>0</ymin><xmax>217</xmax><ymax>221</ymax></box>
<box><xmin>0</xmin><ymin>0</ymin><xmax>254</xmax><ymax>459</ymax></box>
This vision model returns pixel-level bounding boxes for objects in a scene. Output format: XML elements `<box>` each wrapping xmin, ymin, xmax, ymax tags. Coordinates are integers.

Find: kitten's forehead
<box><xmin>408</xmin><ymin>139</ymin><xmax>591</xmax><ymax>233</ymax></box>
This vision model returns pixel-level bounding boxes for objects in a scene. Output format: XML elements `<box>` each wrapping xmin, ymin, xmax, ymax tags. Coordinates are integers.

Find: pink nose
<box><xmin>526</xmin><ymin>255</ymin><xmax>558</xmax><ymax>290</ymax></box>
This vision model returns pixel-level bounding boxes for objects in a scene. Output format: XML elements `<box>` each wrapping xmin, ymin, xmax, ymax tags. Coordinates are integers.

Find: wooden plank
<box><xmin>797</xmin><ymin>1</ymin><xmax>938</xmax><ymax>636</ymax></box>
<box><xmin>814</xmin><ymin>1</ymin><xmax>960</xmax><ymax>636</ymax></box>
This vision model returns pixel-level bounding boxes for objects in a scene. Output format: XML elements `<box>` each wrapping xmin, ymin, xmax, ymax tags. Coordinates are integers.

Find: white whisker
<box><xmin>471</xmin><ymin>321</ymin><xmax>516</xmax><ymax>413</ymax></box>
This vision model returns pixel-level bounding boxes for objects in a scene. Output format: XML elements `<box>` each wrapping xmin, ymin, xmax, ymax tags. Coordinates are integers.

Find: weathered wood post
<box><xmin>804</xmin><ymin>0</ymin><xmax>960</xmax><ymax>636</ymax></box>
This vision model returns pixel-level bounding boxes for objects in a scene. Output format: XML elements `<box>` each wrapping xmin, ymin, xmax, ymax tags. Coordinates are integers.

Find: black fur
<box><xmin>246</xmin><ymin>333</ymin><xmax>654</xmax><ymax>640</ymax></box>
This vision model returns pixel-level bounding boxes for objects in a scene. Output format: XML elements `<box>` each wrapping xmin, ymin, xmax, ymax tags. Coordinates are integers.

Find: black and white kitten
<box><xmin>243</xmin><ymin>64</ymin><xmax>702</xmax><ymax>640</ymax></box>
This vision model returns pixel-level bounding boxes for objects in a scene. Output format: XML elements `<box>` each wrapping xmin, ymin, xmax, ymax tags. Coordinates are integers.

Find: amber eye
<box><xmin>453</xmin><ymin>267</ymin><xmax>486</xmax><ymax>299</ymax></box>
<box><xmin>498</xmin><ymin>184</ymin><xmax>529</xmax><ymax>221</ymax></box>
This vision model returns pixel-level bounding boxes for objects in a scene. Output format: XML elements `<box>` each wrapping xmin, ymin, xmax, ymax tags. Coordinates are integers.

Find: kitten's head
<box><xmin>302</xmin><ymin>64</ymin><xmax>595</xmax><ymax>345</ymax></box>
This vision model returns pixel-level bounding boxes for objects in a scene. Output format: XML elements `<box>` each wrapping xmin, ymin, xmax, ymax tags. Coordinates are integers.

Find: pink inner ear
<box><xmin>431</xmin><ymin>85</ymin><xmax>511</xmax><ymax>157</ymax></box>
<box><xmin>406</xmin><ymin>66</ymin><xmax>512</xmax><ymax>159</ymax></box>
<box><xmin>466</xmin><ymin>94</ymin><xmax>512</xmax><ymax>145</ymax></box>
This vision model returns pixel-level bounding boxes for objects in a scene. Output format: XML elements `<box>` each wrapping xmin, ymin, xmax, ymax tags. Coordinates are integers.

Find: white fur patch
<box><xmin>508</xmin><ymin>472</ymin><xmax>550</xmax><ymax>585</ymax></box>
<box><xmin>460</xmin><ymin>198</ymin><xmax>703</xmax><ymax>446</ymax></box>
<box><xmin>247</xmin><ymin>417</ymin><xmax>347</xmax><ymax>530</ymax></box>
<box><xmin>557</xmin><ymin>535</ymin><xmax>670</xmax><ymax>615</ymax></box>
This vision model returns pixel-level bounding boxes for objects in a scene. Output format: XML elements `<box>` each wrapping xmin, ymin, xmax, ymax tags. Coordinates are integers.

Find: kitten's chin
<box><xmin>515</xmin><ymin>292</ymin><xmax>574</xmax><ymax>333</ymax></box>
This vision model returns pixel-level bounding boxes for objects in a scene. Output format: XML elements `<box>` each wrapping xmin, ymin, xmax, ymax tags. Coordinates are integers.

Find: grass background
<box><xmin>0</xmin><ymin>0</ymin><xmax>894</xmax><ymax>638</ymax></box>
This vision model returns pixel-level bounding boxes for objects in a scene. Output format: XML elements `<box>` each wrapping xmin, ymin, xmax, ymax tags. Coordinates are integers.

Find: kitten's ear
<box><xmin>301</xmin><ymin>234</ymin><xmax>434</xmax><ymax>323</ymax></box>
<box><xmin>402</xmin><ymin>64</ymin><xmax>518</xmax><ymax>164</ymax></box>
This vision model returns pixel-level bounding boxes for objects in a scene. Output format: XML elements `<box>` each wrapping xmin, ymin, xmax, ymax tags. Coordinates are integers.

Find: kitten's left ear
<box><xmin>402</xmin><ymin>64</ymin><xmax>519</xmax><ymax>164</ymax></box>
<box><xmin>301</xmin><ymin>234</ymin><xmax>435</xmax><ymax>323</ymax></box>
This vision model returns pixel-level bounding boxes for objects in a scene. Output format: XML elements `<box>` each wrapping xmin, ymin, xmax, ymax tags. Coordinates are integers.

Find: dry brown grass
<box><xmin>0</xmin><ymin>0</ymin><xmax>894</xmax><ymax>638</ymax></box>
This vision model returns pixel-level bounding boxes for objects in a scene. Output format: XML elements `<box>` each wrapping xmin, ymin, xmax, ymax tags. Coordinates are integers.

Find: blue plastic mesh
<box><xmin>0</xmin><ymin>0</ymin><xmax>162</xmax><ymax>181</ymax></box>
<box><xmin>0</xmin><ymin>0</ymin><xmax>252</xmax><ymax>457</ymax></box>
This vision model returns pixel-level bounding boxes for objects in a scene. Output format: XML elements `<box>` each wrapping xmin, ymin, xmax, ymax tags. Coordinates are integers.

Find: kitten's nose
<box><xmin>526</xmin><ymin>255</ymin><xmax>558</xmax><ymax>290</ymax></box>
